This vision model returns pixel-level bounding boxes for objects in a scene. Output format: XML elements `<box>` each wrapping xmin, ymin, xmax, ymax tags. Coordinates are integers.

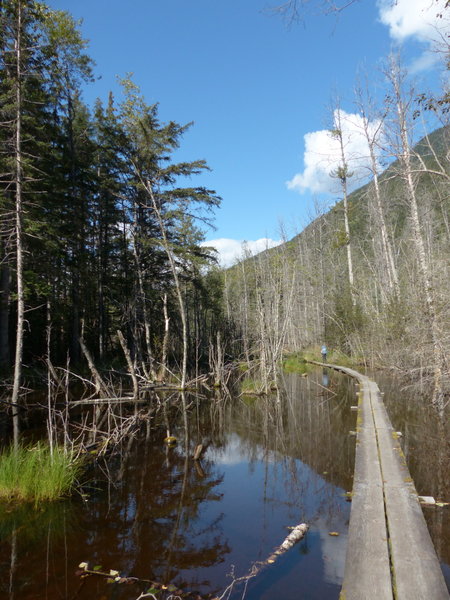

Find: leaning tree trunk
<box><xmin>146</xmin><ymin>182</ymin><xmax>188</xmax><ymax>389</ymax></box>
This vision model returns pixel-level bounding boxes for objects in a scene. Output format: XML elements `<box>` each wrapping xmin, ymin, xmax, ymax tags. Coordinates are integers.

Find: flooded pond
<box><xmin>0</xmin><ymin>368</ymin><xmax>449</xmax><ymax>598</ymax></box>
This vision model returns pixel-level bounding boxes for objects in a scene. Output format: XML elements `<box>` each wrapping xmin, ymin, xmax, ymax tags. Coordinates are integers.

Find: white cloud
<box><xmin>287</xmin><ymin>109</ymin><xmax>384</xmax><ymax>195</ymax></box>
<box><xmin>378</xmin><ymin>0</ymin><xmax>449</xmax><ymax>43</ymax></box>
<box><xmin>201</xmin><ymin>237</ymin><xmax>282</xmax><ymax>267</ymax></box>
<box><xmin>409</xmin><ymin>49</ymin><xmax>441</xmax><ymax>74</ymax></box>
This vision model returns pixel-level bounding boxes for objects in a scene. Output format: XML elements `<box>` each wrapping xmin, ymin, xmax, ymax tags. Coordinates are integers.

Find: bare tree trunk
<box><xmin>331</xmin><ymin>108</ymin><xmax>355</xmax><ymax>305</ymax></box>
<box><xmin>146</xmin><ymin>181</ymin><xmax>188</xmax><ymax>389</ymax></box>
<box><xmin>0</xmin><ymin>247</ymin><xmax>10</xmax><ymax>369</ymax></box>
<box><xmin>46</xmin><ymin>298</ymin><xmax>55</xmax><ymax>454</ymax></box>
<box><xmin>11</xmin><ymin>1</ymin><xmax>24</xmax><ymax>449</ymax></box>
<box><xmin>117</xmin><ymin>329</ymin><xmax>139</xmax><ymax>398</ymax></box>
<box><xmin>240</xmin><ymin>257</ymin><xmax>252</xmax><ymax>369</ymax></box>
<box><xmin>79</xmin><ymin>336</ymin><xmax>109</xmax><ymax>398</ymax></box>
<box><xmin>159</xmin><ymin>292</ymin><xmax>170</xmax><ymax>380</ymax></box>
<box><xmin>355</xmin><ymin>86</ymin><xmax>400</xmax><ymax>298</ymax></box>
<box><xmin>387</xmin><ymin>56</ymin><xmax>445</xmax><ymax>410</ymax></box>
<box><xmin>132</xmin><ymin>227</ymin><xmax>154</xmax><ymax>381</ymax></box>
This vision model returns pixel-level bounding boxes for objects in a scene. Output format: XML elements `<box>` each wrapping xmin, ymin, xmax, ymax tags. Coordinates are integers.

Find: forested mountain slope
<box><xmin>223</xmin><ymin>124</ymin><xmax>450</xmax><ymax>406</ymax></box>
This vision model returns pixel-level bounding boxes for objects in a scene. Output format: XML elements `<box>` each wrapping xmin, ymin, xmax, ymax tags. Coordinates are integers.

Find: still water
<box><xmin>0</xmin><ymin>368</ymin><xmax>448</xmax><ymax>599</ymax></box>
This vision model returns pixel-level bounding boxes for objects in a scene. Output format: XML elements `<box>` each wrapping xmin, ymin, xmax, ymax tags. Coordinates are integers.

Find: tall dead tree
<box><xmin>386</xmin><ymin>56</ymin><xmax>446</xmax><ymax>411</ymax></box>
<box><xmin>354</xmin><ymin>82</ymin><xmax>400</xmax><ymax>300</ymax></box>
<box><xmin>330</xmin><ymin>107</ymin><xmax>356</xmax><ymax>306</ymax></box>
<box><xmin>9</xmin><ymin>0</ymin><xmax>24</xmax><ymax>448</ymax></box>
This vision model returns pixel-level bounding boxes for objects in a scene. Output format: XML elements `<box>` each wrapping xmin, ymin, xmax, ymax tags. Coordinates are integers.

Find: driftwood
<box><xmin>265</xmin><ymin>523</ymin><xmax>309</xmax><ymax>563</ymax></box>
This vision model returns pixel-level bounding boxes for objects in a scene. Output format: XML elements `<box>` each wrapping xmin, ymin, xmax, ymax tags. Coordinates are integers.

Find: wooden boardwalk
<box><xmin>323</xmin><ymin>364</ymin><xmax>449</xmax><ymax>600</ymax></box>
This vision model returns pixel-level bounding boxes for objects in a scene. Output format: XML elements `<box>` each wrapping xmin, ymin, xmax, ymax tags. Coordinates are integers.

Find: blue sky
<box><xmin>46</xmin><ymin>0</ymin><xmax>449</xmax><ymax>265</ymax></box>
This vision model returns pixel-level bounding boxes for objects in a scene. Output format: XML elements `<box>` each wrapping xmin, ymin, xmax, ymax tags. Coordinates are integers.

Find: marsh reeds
<box><xmin>0</xmin><ymin>443</ymin><xmax>83</xmax><ymax>505</ymax></box>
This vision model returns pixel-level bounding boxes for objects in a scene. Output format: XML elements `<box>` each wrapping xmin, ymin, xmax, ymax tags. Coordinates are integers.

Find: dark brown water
<box><xmin>0</xmin><ymin>368</ymin><xmax>448</xmax><ymax>599</ymax></box>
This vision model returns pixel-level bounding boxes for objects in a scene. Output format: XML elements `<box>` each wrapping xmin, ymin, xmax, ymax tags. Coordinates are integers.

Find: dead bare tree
<box><xmin>329</xmin><ymin>105</ymin><xmax>356</xmax><ymax>306</ymax></box>
<box><xmin>354</xmin><ymin>80</ymin><xmax>400</xmax><ymax>300</ymax></box>
<box><xmin>10</xmin><ymin>0</ymin><xmax>25</xmax><ymax>450</ymax></box>
<box><xmin>385</xmin><ymin>55</ymin><xmax>447</xmax><ymax>411</ymax></box>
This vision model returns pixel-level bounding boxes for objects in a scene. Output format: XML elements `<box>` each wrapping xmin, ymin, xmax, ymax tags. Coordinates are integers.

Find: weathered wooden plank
<box><xmin>342</xmin><ymin>478</ymin><xmax>393</xmax><ymax>599</ymax></box>
<box><xmin>316</xmin><ymin>363</ymin><xmax>450</xmax><ymax>600</ymax></box>
<box><xmin>341</xmin><ymin>379</ymin><xmax>393</xmax><ymax>600</ymax></box>
<box><xmin>369</xmin><ymin>386</ymin><xmax>450</xmax><ymax>599</ymax></box>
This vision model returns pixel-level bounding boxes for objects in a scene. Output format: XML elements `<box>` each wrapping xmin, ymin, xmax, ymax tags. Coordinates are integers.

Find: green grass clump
<box><xmin>0</xmin><ymin>443</ymin><xmax>83</xmax><ymax>505</ymax></box>
<box><xmin>282</xmin><ymin>353</ymin><xmax>309</xmax><ymax>374</ymax></box>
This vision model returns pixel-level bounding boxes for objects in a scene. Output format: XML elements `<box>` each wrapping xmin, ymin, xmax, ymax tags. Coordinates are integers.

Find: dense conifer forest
<box><xmin>0</xmin><ymin>1</ymin><xmax>226</xmax><ymax>430</ymax></box>
<box><xmin>0</xmin><ymin>0</ymin><xmax>449</xmax><ymax>435</ymax></box>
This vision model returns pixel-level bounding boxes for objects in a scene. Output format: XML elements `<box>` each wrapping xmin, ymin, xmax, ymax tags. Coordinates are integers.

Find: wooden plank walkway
<box><xmin>321</xmin><ymin>363</ymin><xmax>449</xmax><ymax>600</ymax></box>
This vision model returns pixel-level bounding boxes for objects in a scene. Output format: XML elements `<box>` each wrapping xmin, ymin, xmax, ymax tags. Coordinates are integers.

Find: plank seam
<box><xmin>369</xmin><ymin>384</ymin><xmax>397</xmax><ymax>599</ymax></box>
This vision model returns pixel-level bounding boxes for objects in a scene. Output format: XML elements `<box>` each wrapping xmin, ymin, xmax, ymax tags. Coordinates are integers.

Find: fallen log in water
<box><xmin>213</xmin><ymin>523</ymin><xmax>309</xmax><ymax>599</ymax></box>
<box><xmin>266</xmin><ymin>523</ymin><xmax>309</xmax><ymax>563</ymax></box>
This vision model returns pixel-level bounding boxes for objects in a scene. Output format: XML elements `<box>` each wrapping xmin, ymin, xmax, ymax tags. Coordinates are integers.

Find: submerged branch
<box><xmin>75</xmin><ymin>524</ymin><xmax>308</xmax><ymax>599</ymax></box>
<box><xmin>76</xmin><ymin>562</ymin><xmax>211</xmax><ymax>599</ymax></box>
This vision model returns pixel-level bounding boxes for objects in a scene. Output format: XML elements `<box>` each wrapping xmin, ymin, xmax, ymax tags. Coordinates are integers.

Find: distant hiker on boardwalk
<box><xmin>321</xmin><ymin>345</ymin><xmax>327</xmax><ymax>362</ymax></box>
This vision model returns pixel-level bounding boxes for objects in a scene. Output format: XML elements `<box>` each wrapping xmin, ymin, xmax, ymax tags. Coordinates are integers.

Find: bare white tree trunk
<box><xmin>240</xmin><ymin>253</ymin><xmax>252</xmax><ymax>369</ymax></box>
<box><xmin>11</xmin><ymin>1</ymin><xmax>24</xmax><ymax>449</ymax></box>
<box><xmin>159</xmin><ymin>292</ymin><xmax>170</xmax><ymax>380</ymax></box>
<box><xmin>354</xmin><ymin>85</ymin><xmax>400</xmax><ymax>298</ymax></box>
<box><xmin>387</xmin><ymin>56</ymin><xmax>445</xmax><ymax>410</ymax></box>
<box><xmin>331</xmin><ymin>108</ymin><xmax>355</xmax><ymax>305</ymax></box>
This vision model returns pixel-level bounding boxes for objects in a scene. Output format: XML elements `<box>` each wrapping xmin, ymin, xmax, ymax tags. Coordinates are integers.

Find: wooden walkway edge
<box><xmin>314</xmin><ymin>363</ymin><xmax>449</xmax><ymax>599</ymax></box>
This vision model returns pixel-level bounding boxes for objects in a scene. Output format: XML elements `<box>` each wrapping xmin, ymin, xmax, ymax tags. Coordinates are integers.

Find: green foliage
<box><xmin>0</xmin><ymin>1</ymin><xmax>222</xmax><ymax>374</ymax></box>
<box><xmin>0</xmin><ymin>443</ymin><xmax>83</xmax><ymax>505</ymax></box>
<box><xmin>331</xmin><ymin>164</ymin><xmax>353</xmax><ymax>183</ymax></box>
<box><xmin>333</xmin><ymin>229</ymin><xmax>350</xmax><ymax>249</ymax></box>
